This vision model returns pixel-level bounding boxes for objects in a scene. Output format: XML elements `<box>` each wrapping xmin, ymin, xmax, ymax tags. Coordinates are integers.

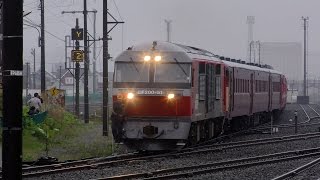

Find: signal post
<box><xmin>71</xmin><ymin>18</ymin><xmax>84</xmax><ymax>118</ymax></box>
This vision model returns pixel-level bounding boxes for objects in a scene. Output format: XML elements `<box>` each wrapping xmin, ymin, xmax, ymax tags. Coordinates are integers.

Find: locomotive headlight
<box><xmin>167</xmin><ymin>93</ymin><xmax>175</xmax><ymax>99</ymax></box>
<box><xmin>144</xmin><ymin>55</ymin><xmax>151</xmax><ymax>61</ymax></box>
<box><xmin>127</xmin><ymin>92</ymin><xmax>134</xmax><ymax>99</ymax></box>
<box><xmin>154</xmin><ymin>55</ymin><xmax>162</xmax><ymax>62</ymax></box>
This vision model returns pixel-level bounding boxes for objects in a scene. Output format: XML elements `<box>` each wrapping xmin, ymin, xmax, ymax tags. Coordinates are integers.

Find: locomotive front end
<box><xmin>112</xmin><ymin>42</ymin><xmax>192</xmax><ymax>150</ymax></box>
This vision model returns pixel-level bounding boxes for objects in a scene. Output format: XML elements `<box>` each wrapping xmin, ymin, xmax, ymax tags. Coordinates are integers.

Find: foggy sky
<box><xmin>23</xmin><ymin>0</ymin><xmax>320</xmax><ymax>79</ymax></box>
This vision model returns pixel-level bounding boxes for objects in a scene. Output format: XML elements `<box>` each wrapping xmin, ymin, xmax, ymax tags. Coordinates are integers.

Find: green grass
<box><xmin>23</xmin><ymin>129</ymin><xmax>45</xmax><ymax>161</ymax></box>
<box><xmin>5</xmin><ymin>106</ymin><xmax>115</xmax><ymax>162</ymax></box>
<box><xmin>47</xmin><ymin>119</ymin><xmax>114</xmax><ymax>161</ymax></box>
<box><xmin>0</xmin><ymin>106</ymin><xmax>115</xmax><ymax>162</ymax></box>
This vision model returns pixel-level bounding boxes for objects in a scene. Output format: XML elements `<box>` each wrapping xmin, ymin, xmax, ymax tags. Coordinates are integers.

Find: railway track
<box><xmin>253</xmin><ymin>104</ymin><xmax>320</xmax><ymax>131</ymax></box>
<box><xmin>177</xmin><ymin>132</ymin><xmax>320</xmax><ymax>155</ymax></box>
<box><xmin>253</xmin><ymin>121</ymin><xmax>320</xmax><ymax>131</ymax></box>
<box><xmin>16</xmin><ymin>152</ymin><xmax>152</xmax><ymax>178</ymax></box>
<box><xmin>272</xmin><ymin>157</ymin><xmax>320</xmax><ymax>180</ymax></box>
<box><xmin>96</xmin><ymin>147</ymin><xmax>320</xmax><ymax>180</ymax></box>
<box><xmin>21</xmin><ymin>132</ymin><xmax>320</xmax><ymax>178</ymax></box>
<box><xmin>299</xmin><ymin>104</ymin><xmax>320</xmax><ymax>123</ymax></box>
<box><xmin>20</xmin><ymin>104</ymin><xmax>320</xmax><ymax>178</ymax></box>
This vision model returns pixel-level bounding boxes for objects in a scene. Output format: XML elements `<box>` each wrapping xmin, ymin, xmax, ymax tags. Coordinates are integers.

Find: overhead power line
<box><xmin>23</xmin><ymin>20</ymin><xmax>65</xmax><ymax>42</ymax></box>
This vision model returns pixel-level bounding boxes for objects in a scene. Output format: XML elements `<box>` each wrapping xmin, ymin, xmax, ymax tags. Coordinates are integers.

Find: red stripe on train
<box><xmin>113</xmin><ymin>96</ymin><xmax>191</xmax><ymax>117</ymax></box>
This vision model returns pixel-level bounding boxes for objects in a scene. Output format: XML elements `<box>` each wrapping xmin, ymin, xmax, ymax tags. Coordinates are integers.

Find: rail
<box><xmin>19</xmin><ymin>132</ymin><xmax>320</xmax><ymax>178</ymax></box>
<box><xmin>272</xmin><ymin>157</ymin><xmax>320</xmax><ymax>180</ymax></box>
<box><xmin>97</xmin><ymin>147</ymin><xmax>320</xmax><ymax>180</ymax></box>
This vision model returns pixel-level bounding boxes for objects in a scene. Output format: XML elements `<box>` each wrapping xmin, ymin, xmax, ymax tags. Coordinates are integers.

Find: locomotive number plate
<box><xmin>137</xmin><ymin>90</ymin><xmax>164</xmax><ymax>95</ymax></box>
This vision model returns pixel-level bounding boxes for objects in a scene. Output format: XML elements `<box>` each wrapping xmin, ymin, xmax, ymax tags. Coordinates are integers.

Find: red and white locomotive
<box><xmin>112</xmin><ymin>41</ymin><xmax>287</xmax><ymax>151</ymax></box>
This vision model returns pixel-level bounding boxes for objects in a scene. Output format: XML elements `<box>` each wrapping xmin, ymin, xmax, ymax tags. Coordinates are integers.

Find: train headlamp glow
<box><xmin>154</xmin><ymin>55</ymin><xmax>162</xmax><ymax>62</ymax></box>
<box><xmin>167</xmin><ymin>93</ymin><xmax>175</xmax><ymax>99</ymax></box>
<box><xmin>144</xmin><ymin>55</ymin><xmax>151</xmax><ymax>61</ymax></box>
<box><xmin>127</xmin><ymin>92</ymin><xmax>134</xmax><ymax>99</ymax></box>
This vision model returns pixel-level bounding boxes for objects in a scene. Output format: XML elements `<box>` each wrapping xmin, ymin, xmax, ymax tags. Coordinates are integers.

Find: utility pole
<box><xmin>258</xmin><ymin>41</ymin><xmax>261</xmax><ymax>65</ymax></box>
<box><xmin>103</xmin><ymin>1</ymin><xmax>124</xmax><ymax>136</ymax></box>
<box><xmin>40</xmin><ymin>0</ymin><xmax>46</xmax><ymax>94</ymax></box>
<box><xmin>59</xmin><ymin>65</ymin><xmax>62</xmax><ymax>89</ymax></box>
<box><xmin>31</xmin><ymin>48</ymin><xmax>36</xmax><ymax>89</ymax></box>
<box><xmin>83</xmin><ymin>0</ymin><xmax>89</xmax><ymax>123</ymax></box>
<box><xmin>64</xmin><ymin>35</ymin><xmax>71</xmax><ymax>68</ymax></box>
<box><xmin>247</xmin><ymin>16</ymin><xmax>255</xmax><ymax>61</ymax></box>
<box><xmin>2</xmin><ymin>0</ymin><xmax>23</xmax><ymax>179</ymax></box>
<box><xmin>253</xmin><ymin>42</ymin><xmax>256</xmax><ymax>63</ymax></box>
<box><xmin>75</xmin><ymin>19</ymin><xmax>80</xmax><ymax>118</ymax></box>
<box><xmin>93</xmin><ymin>10</ymin><xmax>97</xmax><ymax>94</ymax></box>
<box><xmin>103</xmin><ymin>1</ymin><xmax>108</xmax><ymax>136</ymax></box>
<box><xmin>26</xmin><ymin>62</ymin><xmax>30</xmax><ymax>103</ymax></box>
<box><xmin>164</xmin><ymin>19</ymin><xmax>172</xmax><ymax>42</ymax></box>
<box><xmin>249</xmin><ymin>41</ymin><xmax>253</xmax><ymax>63</ymax></box>
<box><xmin>302</xmin><ymin>16</ymin><xmax>309</xmax><ymax>97</ymax></box>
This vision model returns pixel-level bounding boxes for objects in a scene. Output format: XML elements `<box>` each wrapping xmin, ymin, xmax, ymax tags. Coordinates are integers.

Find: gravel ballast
<box><xmin>25</xmin><ymin>104</ymin><xmax>320</xmax><ymax>180</ymax></box>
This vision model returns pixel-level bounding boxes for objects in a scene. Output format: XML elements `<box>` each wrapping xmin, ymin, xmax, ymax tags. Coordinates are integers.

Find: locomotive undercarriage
<box><xmin>120</xmin><ymin>110</ymin><xmax>282</xmax><ymax>150</ymax></box>
<box><xmin>187</xmin><ymin>110</ymin><xmax>281</xmax><ymax>145</ymax></box>
<box><xmin>121</xmin><ymin>118</ymin><xmax>191</xmax><ymax>151</ymax></box>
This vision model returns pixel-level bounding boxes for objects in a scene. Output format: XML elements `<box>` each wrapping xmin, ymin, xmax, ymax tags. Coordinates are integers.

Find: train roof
<box><xmin>125</xmin><ymin>41</ymin><xmax>284</xmax><ymax>75</ymax></box>
<box><xmin>129</xmin><ymin>41</ymin><xmax>219</xmax><ymax>57</ymax></box>
<box><xmin>222</xmin><ymin>60</ymin><xmax>283</xmax><ymax>74</ymax></box>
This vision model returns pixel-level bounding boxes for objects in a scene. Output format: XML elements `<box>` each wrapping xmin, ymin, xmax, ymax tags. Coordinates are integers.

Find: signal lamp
<box><xmin>127</xmin><ymin>92</ymin><xmax>134</xmax><ymax>99</ymax></box>
<box><xmin>144</xmin><ymin>55</ymin><xmax>151</xmax><ymax>61</ymax></box>
<box><xmin>167</xmin><ymin>93</ymin><xmax>175</xmax><ymax>99</ymax></box>
<box><xmin>154</xmin><ymin>55</ymin><xmax>162</xmax><ymax>62</ymax></box>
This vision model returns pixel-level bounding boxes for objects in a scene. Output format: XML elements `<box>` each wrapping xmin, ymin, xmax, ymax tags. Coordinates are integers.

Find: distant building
<box><xmin>259</xmin><ymin>42</ymin><xmax>303</xmax><ymax>82</ymax></box>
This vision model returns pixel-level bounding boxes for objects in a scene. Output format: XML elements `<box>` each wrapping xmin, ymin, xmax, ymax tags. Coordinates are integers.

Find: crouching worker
<box><xmin>28</xmin><ymin>106</ymin><xmax>39</xmax><ymax>116</ymax></box>
<box><xmin>27</xmin><ymin>93</ymin><xmax>42</xmax><ymax>115</ymax></box>
<box><xmin>111</xmin><ymin>99</ymin><xmax>125</xmax><ymax>143</ymax></box>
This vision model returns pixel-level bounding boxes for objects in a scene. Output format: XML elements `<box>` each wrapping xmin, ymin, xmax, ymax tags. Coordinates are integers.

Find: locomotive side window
<box><xmin>241</xmin><ymin>79</ymin><xmax>243</xmax><ymax>93</ymax></box>
<box><xmin>216</xmin><ymin>64</ymin><xmax>221</xmax><ymax>75</ymax></box>
<box><xmin>199</xmin><ymin>62</ymin><xmax>206</xmax><ymax>101</ymax></box>
<box><xmin>235</xmin><ymin>79</ymin><xmax>237</xmax><ymax>93</ymax></box>
<box><xmin>191</xmin><ymin>67</ymin><xmax>194</xmax><ymax>87</ymax></box>
<box><xmin>215</xmin><ymin>76</ymin><xmax>221</xmax><ymax>99</ymax></box>
<box><xmin>199</xmin><ymin>63</ymin><xmax>206</xmax><ymax>74</ymax></box>
<box><xmin>236</xmin><ymin>79</ymin><xmax>239</xmax><ymax>93</ymax></box>
<box><xmin>215</xmin><ymin>64</ymin><xmax>221</xmax><ymax>99</ymax></box>
<box><xmin>273</xmin><ymin>82</ymin><xmax>280</xmax><ymax>92</ymax></box>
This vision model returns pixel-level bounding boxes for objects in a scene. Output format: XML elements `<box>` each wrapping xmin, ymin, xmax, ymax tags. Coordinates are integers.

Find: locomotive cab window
<box><xmin>154</xmin><ymin>63</ymin><xmax>191</xmax><ymax>83</ymax></box>
<box><xmin>114</xmin><ymin>62</ymin><xmax>150</xmax><ymax>82</ymax></box>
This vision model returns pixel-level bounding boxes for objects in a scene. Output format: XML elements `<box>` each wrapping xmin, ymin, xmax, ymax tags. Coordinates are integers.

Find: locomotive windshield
<box><xmin>114</xmin><ymin>61</ymin><xmax>191</xmax><ymax>84</ymax></box>
<box><xmin>114</xmin><ymin>62</ymin><xmax>149</xmax><ymax>82</ymax></box>
<box><xmin>155</xmin><ymin>63</ymin><xmax>191</xmax><ymax>83</ymax></box>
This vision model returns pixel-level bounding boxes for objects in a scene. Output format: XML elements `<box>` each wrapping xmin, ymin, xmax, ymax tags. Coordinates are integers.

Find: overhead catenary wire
<box><xmin>24</xmin><ymin>20</ymin><xmax>65</xmax><ymax>42</ymax></box>
<box><xmin>44</xmin><ymin>6</ymin><xmax>74</xmax><ymax>28</ymax></box>
<box><xmin>112</xmin><ymin>0</ymin><xmax>123</xmax><ymax>21</ymax></box>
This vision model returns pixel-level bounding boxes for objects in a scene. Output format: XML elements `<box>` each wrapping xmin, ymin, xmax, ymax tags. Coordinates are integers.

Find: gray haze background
<box><xmin>23</xmin><ymin>0</ymin><xmax>320</xmax><ymax>80</ymax></box>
